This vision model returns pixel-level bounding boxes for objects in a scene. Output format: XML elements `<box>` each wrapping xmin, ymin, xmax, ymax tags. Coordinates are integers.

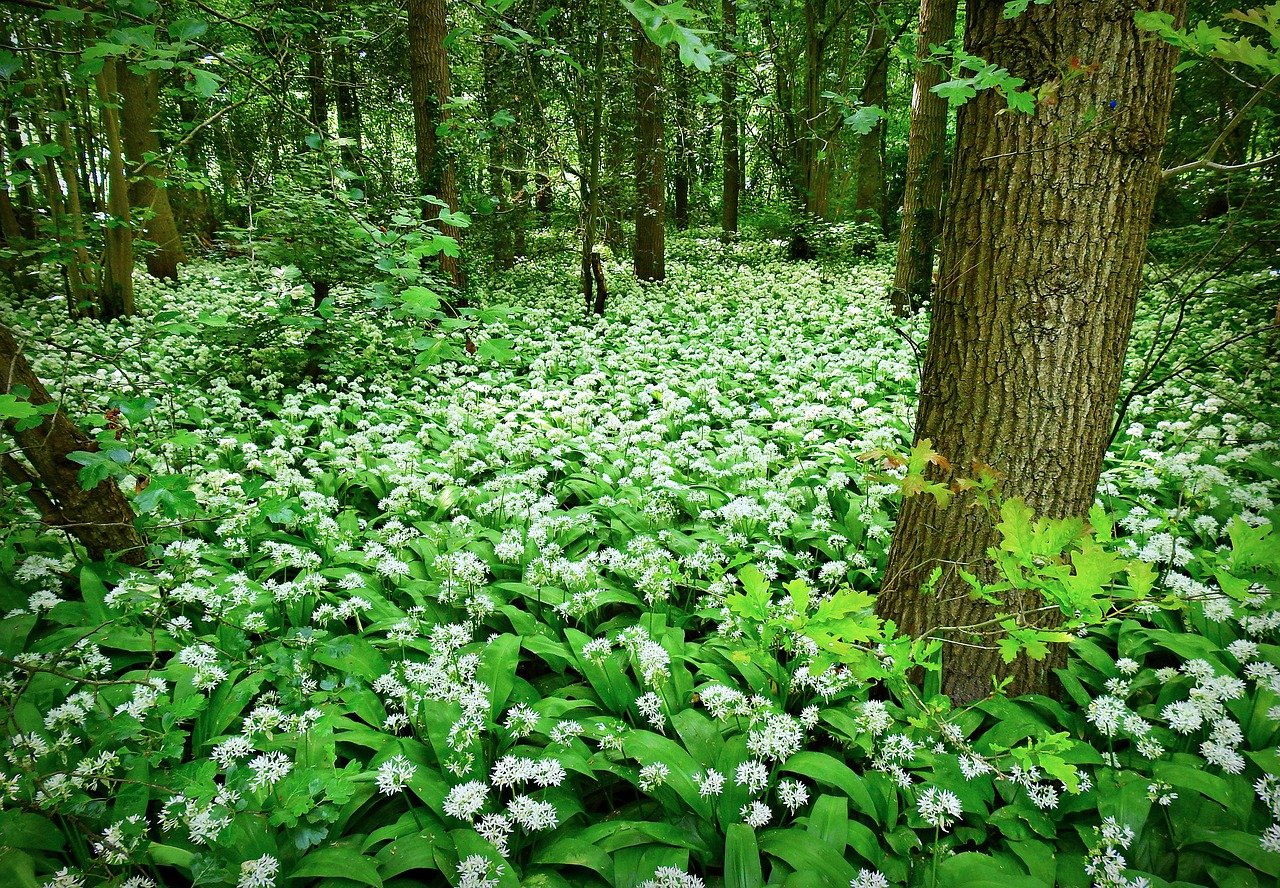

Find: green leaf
<box><xmin>167</xmin><ymin>17</ymin><xmax>208</xmax><ymax>41</ymax></box>
<box><xmin>932</xmin><ymin>78</ymin><xmax>978</xmax><ymax>106</ymax></box>
<box><xmin>191</xmin><ymin>69</ymin><xmax>222</xmax><ymax>98</ymax></box>
<box><xmin>760</xmin><ymin>828</ymin><xmax>858</xmax><ymax>884</ymax></box>
<box><xmin>724</xmin><ymin>824</ymin><xmax>763</xmax><ymax>888</ymax></box>
<box><xmin>289</xmin><ymin>845</ymin><xmax>384</xmax><ymax>887</ymax></box>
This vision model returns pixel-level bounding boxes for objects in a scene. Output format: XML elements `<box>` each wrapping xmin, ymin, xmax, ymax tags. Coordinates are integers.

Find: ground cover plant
<box><xmin>1</xmin><ymin>223</ymin><xmax>1277</xmax><ymax>888</ymax></box>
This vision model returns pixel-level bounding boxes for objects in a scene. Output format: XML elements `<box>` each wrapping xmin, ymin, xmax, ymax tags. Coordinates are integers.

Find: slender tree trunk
<box><xmin>307</xmin><ymin>31</ymin><xmax>329</xmax><ymax>138</ymax></box>
<box><xmin>582</xmin><ymin>30</ymin><xmax>607</xmax><ymax>313</ymax></box>
<box><xmin>876</xmin><ymin>0</ymin><xmax>1186</xmax><ymax>703</ymax></box>
<box><xmin>118</xmin><ymin>63</ymin><xmax>185</xmax><ymax>281</ymax></box>
<box><xmin>721</xmin><ymin>0</ymin><xmax>740</xmax><ymax>234</ymax></box>
<box><xmin>891</xmin><ymin>0</ymin><xmax>958</xmax><ymax>315</ymax></box>
<box><xmin>334</xmin><ymin>39</ymin><xmax>364</xmax><ymax>187</ymax></box>
<box><xmin>801</xmin><ymin>0</ymin><xmax>830</xmax><ymax>217</ymax></box>
<box><xmin>673</xmin><ymin>58</ymin><xmax>690</xmax><ymax>230</ymax></box>
<box><xmin>633</xmin><ymin>26</ymin><xmax>665</xmax><ymax>282</ymax></box>
<box><xmin>0</xmin><ymin>322</ymin><xmax>147</xmax><ymax>565</ymax></box>
<box><xmin>94</xmin><ymin>61</ymin><xmax>134</xmax><ymax>320</ymax></box>
<box><xmin>408</xmin><ymin>0</ymin><xmax>463</xmax><ymax>292</ymax></box>
<box><xmin>483</xmin><ymin>40</ymin><xmax>514</xmax><ymax>270</ymax></box>
<box><xmin>854</xmin><ymin>3</ymin><xmax>888</xmax><ymax>228</ymax></box>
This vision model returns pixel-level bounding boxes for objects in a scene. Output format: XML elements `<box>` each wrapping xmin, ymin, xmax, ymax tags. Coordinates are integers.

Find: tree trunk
<box><xmin>633</xmin><ymin>26</ymin><xmax>665</xmax><ymax>282</ymax></box>
<box><xmin>582</xmin><ymin>30</ymin><xmax>607</xmax><ymax>312</ymax></box>
<box><xmin>334</xmin><ymin>39</ymin><xmax>365</xmax><ymax>186</ymax></box>
<box><xmin>876</xmin><ymin>0</ymin><xmax>1185</xmax><ymax>704</ymax></box>
<box><xmin>118</xmin><ymin>63</ymin><xmax>185</xmax><ymax>282</ymax></box>
<box><xmin>307</xmin><ymin>31</ymin><xmax>329</xmax><ymax>139</ymax></box>
<box><xmin>0</xmin><ymin>322</ymin><xmax>147</xmax><ymax>565</ymax></box>
<box><xmin>408</xmin><ymin>0</ymin><xmax>463</xmax><ymax>292</ymax></box>
<box><xmin>891</xmin><ymin>0</ymin><xmax>958</xmax><ymax>315</ymax></box>
<box><xmin>853</xmin><ymin>3</ymin><xmax>888</xmax><ymax>228</ymax></box>
<box><xmin>673</xmin><ymin>57</ymin><xmax>690</xmax><ymax>230</ymax></box>
<box><xmin>483</xmin><ymin>40</ymin><xmax>514</xmax><ymax>271</ymax></box>
<box><xmin>94</xmin><ymin>61</ymin><xmax>134</xmax><ymax>320</ymax></box>
<box><xmin>721</xmin><ymin>0</ymin><xmax>740</xmax><ymax>234</ymax></box>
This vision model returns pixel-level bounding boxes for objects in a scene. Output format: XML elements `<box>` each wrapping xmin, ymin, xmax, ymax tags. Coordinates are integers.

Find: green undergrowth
<box><xmin>0</xmin><ymin>226</ymin><xmax>1277</xmax><ymax>888</ymax></box>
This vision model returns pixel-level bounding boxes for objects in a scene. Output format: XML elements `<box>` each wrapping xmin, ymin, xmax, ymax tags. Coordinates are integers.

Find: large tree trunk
<box><xmin>853</xmin><ymin>4</ymin><xmax>888</xmax><ymax>228</ymax></box>
<box><xmin>890</xmin><ymin>0</ymin><xmax>958</xmax><ymax>316</ymax></box>
<box><xmin>633</xmin><ymin>26</ymin><xmax>665</xmax><ymax>282</ymax></box>
<box><xmin>408</xmin><ymin>0</ymin><xmax>463</xmax><ymax>292</ymax></box>
<box><xmin>118</xmin><ymin>63</ymin><xmax>186</xmax><ymax>282</ymax></box>
<box><xmin>94</xmin><ymin>61</ymin><xmax>134</xmax><ymax>320</ymax></box>
<box><xmin>0</xmin><ymin>323</ymin><xmax>146</xmax><ymax>565</ymax></box>
<box><xmin>876</xmin><ymin>0</ymin><xmax>1185</xmax><ymax>703</ymax></box>
<box><xmin>721</xmin><ymin>0</ymin><xmax>740</xmax><ymax>234</ymax></box>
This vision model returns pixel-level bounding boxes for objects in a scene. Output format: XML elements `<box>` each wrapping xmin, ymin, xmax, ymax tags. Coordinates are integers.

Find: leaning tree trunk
<box><xmin>93</xmin><ymin>60</ymin><xmax>134</xmax><ymax>320</ymax></box>
<box><xmin>876</xmin><ymin>0</ymin><xmax>1186</xmax><ymax>704</ymax></box>
<box><xmin>721</xmin><ymin>0</ymin><xmax>740</xmax><ymax>234</ymax></box>
<box><xmin>890</xmin><ymin>0</ymin><xmax>958</xmax><ymax>315</ymax></box>
<box><xmin>408</xmin><ymin>0</ymin><xmax>463</xmax><ymax>292</ymax></box>
<box><xmin>0</xmin><ymin>322</ymin><xmax>146</xmax><ymax>565</ymax></box>
<box><xmin>633</xmin><ymin>25</ymin><xmax>665</xmax><ymax>282</ymax></box>
<box><xmin>118</xmin><ymin>63</ymin><xmax>186</xmax><ymax>281</ymax></box>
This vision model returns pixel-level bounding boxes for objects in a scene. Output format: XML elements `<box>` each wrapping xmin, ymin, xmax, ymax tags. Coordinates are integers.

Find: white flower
<box><xmin>247</xmin><ymin>751</ymin><xmax>291</xmax><ymax>791</ymax></box>
<box><xmin>376</xmin><ymin>755</ymin><xmax>416</xmax><ymax>795</ymax></box>
<box><xmin>508</xmin><ymin>794</ymin><xmax>558</xmax><ymax>831</ymax></box>
<box><xmin>695</xmin><ymin>769</ymin><xmax>725</xmax><ymax>798</ymax></box>
<box><xmin>916</xmin><ymin>786</ymin><xmax>962</xmax><ymax>830</ymax></box>
<box><xmin>734</xmin><ymin>760</ymin><xmax>769</xmax><ymax>795</ymax></box>
<box><xmin>237</xmin><ymin>855</ymin><xmax>279</xmax><ymax>888</ymax></box>
<box><xmin>444</xmin><ymin>781</ymin><xmax>489</xmax><ymax>820</ymax></box>
<box><xmin>777</xmin><ymin>779</ymin><xmax>809</xmax><ymax>813</ymax></box>
<box><xmin>640</xmin><ymin>866</ymin><xmax>705</xmax><ymax>888</ymax></box>
<box><xmin>639</xmin><ymin>762</ymin><xmax>670</xmax><ymax>791</ymax></box>
<box><xmin>1161</xmin><ymin>700</ymin><xmax>1203</xmax><ymax>734</ymax></box>
<box><xmin>851</xmin><ymin>869</ymin><xmax>889</xmax><ymax>888</ymax></box>
<box><xmin>740</xmin><ymin>799</ymin><xmax>771</xmax><ymax>828</ymax></box>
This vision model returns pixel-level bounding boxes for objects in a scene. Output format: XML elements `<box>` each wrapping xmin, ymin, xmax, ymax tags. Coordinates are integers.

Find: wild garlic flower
<box><xmin>916</xmin><ymin>786</ymin><xmax>963</xmax><ymax>831</ymax></box>
<box><xmin>237</xmin><ymin>855</ymin><xmax>279</xmax><ymax>888</ymax></box>
<box><xmin>376</xmin><ymin>755</ymin><xmax>416</xmax><ymax>795</ymax></box>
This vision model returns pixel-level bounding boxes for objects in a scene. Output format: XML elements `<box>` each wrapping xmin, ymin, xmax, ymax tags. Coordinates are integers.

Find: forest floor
<box><xmin>1</xmin><ymin>223</ymin><xmax>1279</xmax><ymax>887</ymax></box>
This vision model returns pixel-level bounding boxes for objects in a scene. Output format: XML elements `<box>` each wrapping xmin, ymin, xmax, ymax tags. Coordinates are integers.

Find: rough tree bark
<box><xmin>891</xmin><ymin>0</ymin><xmax>958</xmax><ymax>315</ymax></box>
<box><xmin>633</xmin><ymin>25</ymin><xmax>665</xmax><ymax>282</ymax></box>
<box><xmin>0</xmin><ymin>322</ymin><xmax>146</xmax><ymax>565</ymax></box>
<box><xmin>721</xmin><ymin>0</ymin><xmax>740</xmax><ymax>234</ymax></box>
<box><xmin>118</xmin><ymin>63</ymin><xmax>186</xmax><ymax>281</ymax></box>
<box><xmin>876</xmin><ymin>0</ymin><xmax>1186</xmax><ymax>703</ymax></box>
<box><xmin>408</xmin><ymin>0</ymin><xmax>463</xmax><ymax>291</ymax></box>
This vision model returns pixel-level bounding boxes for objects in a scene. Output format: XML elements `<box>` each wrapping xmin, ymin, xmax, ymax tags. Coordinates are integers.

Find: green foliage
<box><xmin>0</xmin><ymin>230</ymin><xmax>1276</xmax><ymax>888</ymax></box>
